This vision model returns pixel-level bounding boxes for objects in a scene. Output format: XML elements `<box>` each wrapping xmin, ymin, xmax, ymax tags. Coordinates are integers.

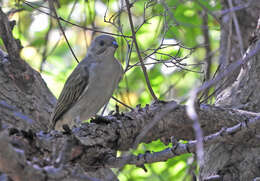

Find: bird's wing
<box><xmin>50</xmin><ymin>64</ymin><xmax>89</xmax><ymax>129</ymax></box>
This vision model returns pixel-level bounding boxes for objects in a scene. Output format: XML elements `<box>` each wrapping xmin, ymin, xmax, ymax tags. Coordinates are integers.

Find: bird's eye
<box><xmin>100</xmin><ymin>40</ymin><xmax>105</xmax><ymax>46</ymax></box>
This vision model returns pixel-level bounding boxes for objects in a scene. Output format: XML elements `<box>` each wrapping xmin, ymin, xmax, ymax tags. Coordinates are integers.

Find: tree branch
<box><xmin>48</xmin><ymin>0</ymin><xmax>79</xmax><ymax>63</ymax></box>
<box><xmin>0</xmin><ymin>7</ymin><xmax>56</xmax><ymax>131</ymax></box>
<box><xmin>124</xmin><ymin>0</ymin><xmax>158</xmax><ymax>100</ymax></box>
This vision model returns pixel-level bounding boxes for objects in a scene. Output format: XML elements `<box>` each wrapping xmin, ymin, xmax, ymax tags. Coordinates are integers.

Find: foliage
<box><xmin>0</xmin><ymin>0</ymin><xmax>221</xmax><ymax>180</ymax></box>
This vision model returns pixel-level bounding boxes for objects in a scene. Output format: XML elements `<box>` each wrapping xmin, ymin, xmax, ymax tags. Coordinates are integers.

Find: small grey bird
<box><xmin>49</xmin><ymin>35</ymin><xmax>123</xmax><ymax>130</ymax></box>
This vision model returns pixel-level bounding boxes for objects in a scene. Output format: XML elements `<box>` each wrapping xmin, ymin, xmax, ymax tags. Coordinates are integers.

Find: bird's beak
<box><xmin>112</xmin><ymin>41</ymin><xmax>118</xmax><ymax>48</ymax></box>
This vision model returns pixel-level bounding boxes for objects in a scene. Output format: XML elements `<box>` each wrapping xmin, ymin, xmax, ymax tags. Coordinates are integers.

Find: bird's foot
<box><xmin>62</xmin><ymin>124</ymin><xmax>72</xmax><ymax>135</ymax></box>
<box><xmin>91</xmin><ymin>115</ymin><xmax>111</xmax><ymax>124</ymax></box>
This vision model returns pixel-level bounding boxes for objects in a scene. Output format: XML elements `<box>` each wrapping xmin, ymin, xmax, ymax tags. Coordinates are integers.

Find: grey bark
<box><xmin>202</xmin><ymin>0</ymin><xmax>260</xmax><ymax>180</ymax></box>
<box><xmin>0</xmin><ymin>7</ymin><xmax>56</xmax><ymax>131</ymax></box>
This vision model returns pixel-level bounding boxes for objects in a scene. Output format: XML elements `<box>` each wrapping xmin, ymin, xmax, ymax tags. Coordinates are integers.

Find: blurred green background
<box><xmin>1</xmin><ymin>0</ymin><xmax>221</xmax><ymax>180</ymax></box>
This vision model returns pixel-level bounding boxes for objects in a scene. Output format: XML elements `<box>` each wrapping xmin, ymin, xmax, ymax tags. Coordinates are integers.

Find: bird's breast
<box><xmin>89</xmin><ymin>59</ymin><xmax>121</xmax><ymax>88</ymax></box>
<box><xmin>75</xmin><ymin>58</ymin><xmax>122</xmax><ymax>120</ymax></box>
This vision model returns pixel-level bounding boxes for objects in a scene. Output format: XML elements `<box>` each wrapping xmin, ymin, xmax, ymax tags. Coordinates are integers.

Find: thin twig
<box><xmin>23</xmin><ymin>0</ymin><xmax>132</xmax><ymax>38</ymax></box>
<box><xmin>48</xmin><ymin>0</ymin><xmax>79</xmax><ymax>63</ymax></box>
<box><xmin>193</xmin><ymin>0</ymin><xmax>221</xmax><ymax>25</ymax></box>
<box><xmin>200</xmin><ymin>10</ymin><xmax>212</xmax><ymax>101</ymax></box>
<box><xmin>186</xmin><ymin>87</ymin><xmax>204</xmax><ymax>167</ymax></box>
<box><xmin>40</xmin><ymin>0</ymin><xmax>80</xmax><ymax>69</ymax></box>
<box><xmin>124</xmin><ymin>0</ymin><xmax>158</xmax><ymax>100</ymax></box>
<box><xmin>196</xmin><ymin>40</ymin><xmax>260</xmax><ymax>101</ymax></box>
<box><xmin>40</xmin><ymin>16</ymin><xmax>53</xmax><ymax>72</ymax></box>
<box><xmin>111</xmin><ymin>96</ymin><xmax>134</xmax><ymax>110</ymax></box>
<box><xmin>227</xmin><ymin>0</ymin><xmax>244</xmax><ymax>56</ymax></box>
<box><xmin>220</xmin><ymin>0</ymin><xmax>255</xmax><ymax>16</ymax></box>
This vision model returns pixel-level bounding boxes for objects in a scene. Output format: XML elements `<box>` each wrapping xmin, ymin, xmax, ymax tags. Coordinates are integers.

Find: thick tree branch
<box><xmin>1</xmin><ymin>101</ymin><xmax>259</xmax><ymax>179</ymax></box>
<box><xmin>107</xmin><ymin>111</ymin><xmax>260</xmax><ymax>167</ymax></box>
<box><xmin>0</xmin><ymin>8</ymin><xmax>21</xmax><ymax>63</ymax></box>
<box><xmin>0</xmin><ymin>131</ymin><xmax>46</xmax><ymax>181</ymax></box>
<box><xmin>0</xmin><ymin>7</ymin><xmax>56</xmax><ymax>131</ymax></box>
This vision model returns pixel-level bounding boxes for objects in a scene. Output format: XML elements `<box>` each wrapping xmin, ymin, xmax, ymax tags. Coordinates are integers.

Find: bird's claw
<box><xmin>91</xmin><ymin>115</ymin><xmax>111</xmax><ymax>124</ymax></box>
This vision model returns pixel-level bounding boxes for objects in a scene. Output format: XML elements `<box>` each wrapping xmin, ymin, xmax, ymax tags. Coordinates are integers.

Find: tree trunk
<box><xmin>201</xmin><ymin>0</ymin><xmax>260</xmax><ymax>180</ymax></box>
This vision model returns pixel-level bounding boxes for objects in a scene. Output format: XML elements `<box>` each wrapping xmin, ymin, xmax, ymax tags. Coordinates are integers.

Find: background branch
<box><xmin>125</xmin><ymin>0</ymin><xmax>158</xmax><ymax>100</ymax></box>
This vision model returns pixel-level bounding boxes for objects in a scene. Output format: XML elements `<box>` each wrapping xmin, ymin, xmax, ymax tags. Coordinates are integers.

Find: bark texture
<box><xmin>0</xmin><ymin>8</ymin><xmax>56</xmax><ymax>132</ymax></box>
<box><xmin>202</xmin><ymin>0</ymin><xmax>260</xmax><ymax>180</ymax></box>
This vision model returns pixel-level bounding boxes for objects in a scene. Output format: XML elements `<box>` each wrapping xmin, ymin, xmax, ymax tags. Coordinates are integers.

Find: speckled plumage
<box><xmin>49</xmin><ymin>35</ymin><xmax>123</xmax><ymax>130</ymax></box>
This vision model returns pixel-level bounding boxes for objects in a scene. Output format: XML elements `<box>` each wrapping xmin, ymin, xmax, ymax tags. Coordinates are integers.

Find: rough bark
<box><xmin>0</xmin><ymin>8</ymin><xmax>56</xmax><ymax>132</ymax></box>
<box><xmin>202</xmin><ymin>0</ymin><xmax>260</xmax><ymax>180</ymax></box>
<box><xmin>217</xmin><ymin>0</ymin><xmax>259</xmax><ymax>94</ymax></box>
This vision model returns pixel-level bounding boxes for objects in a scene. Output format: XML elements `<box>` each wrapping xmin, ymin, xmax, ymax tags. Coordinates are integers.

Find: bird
<box><xmin>49</xmin><ymin>35</ymin><xmax>123</xmax><ymax>131</ymax></box>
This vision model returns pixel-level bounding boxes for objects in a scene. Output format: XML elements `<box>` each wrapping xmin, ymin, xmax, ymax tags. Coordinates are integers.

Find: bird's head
<box><xmin>88</xmin><ymin>35</ymin><xmax>118</xmax><ymax>57</ymax></box>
